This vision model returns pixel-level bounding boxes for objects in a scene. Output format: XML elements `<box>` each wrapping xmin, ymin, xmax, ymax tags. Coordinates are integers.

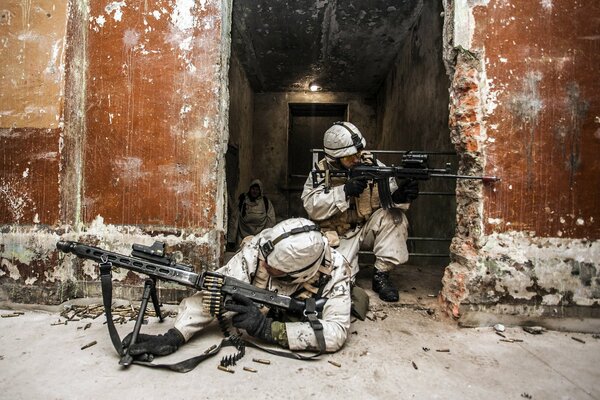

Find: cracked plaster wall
<box><xmin>1</xmin><ymin>0</ymin><xmax>232</xmax><ymax>304</ymax></box>
<box><xmin>441</xmin><ymin>0</ymin><xmax>600</xmax><ymax>319</ymax></box>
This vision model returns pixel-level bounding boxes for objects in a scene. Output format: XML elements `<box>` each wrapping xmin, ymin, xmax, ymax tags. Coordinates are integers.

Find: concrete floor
<box><xmin>1</xmin><ymin>265</ymin><xmax>599</xmax><ymax>400</ymax></box>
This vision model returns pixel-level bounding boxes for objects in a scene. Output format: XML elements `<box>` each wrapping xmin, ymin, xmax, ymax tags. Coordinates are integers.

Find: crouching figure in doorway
<box><xmin>228</xmin><ymin>179</ymin><xmax>277</xmax><ymax>250</ymax></box>
<box><xmin>302</xmin><ymin>121</ymin><xmax>419</xmax><ymax>302</ymax></box>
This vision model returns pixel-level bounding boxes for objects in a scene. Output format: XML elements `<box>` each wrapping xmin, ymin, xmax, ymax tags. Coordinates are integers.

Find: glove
<box><xmin>392</xmin><ymin>179</ymin><xmax>419</xmax><ymax>203</ymax></box>
<box><xmin>224</xmin><ymin>293</ymin><xmax>273</xmax><ymax>342</ymax></box>
<box><xmin>122</xmin><ymin>328</ymin><xmax>185</xmax><ymax>357</ymax></box>
<box><xmin>343</xmin><ymin>179</ymin><xmax>368</xmax><ymax>198</ymax></box>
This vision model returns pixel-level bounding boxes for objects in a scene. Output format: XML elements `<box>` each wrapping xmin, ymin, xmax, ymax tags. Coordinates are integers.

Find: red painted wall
<box><xmin>83</xmin><ymin>1</ymin><xmax>225</xmax><ymax>230</ymax></box>
<box><xmin>0</xmin><ymin>128</ymin><xmax>61</xmax><ymax>225</ymax></box>
<box><xmin>474</xmin><ymin>0</ymin><xmax>600</xmax><ymax>238</ymax></box>
<box><xmin>0</xmin><ymin>1</ymin><xmax>68</xmax><ymax>225</ymax></box>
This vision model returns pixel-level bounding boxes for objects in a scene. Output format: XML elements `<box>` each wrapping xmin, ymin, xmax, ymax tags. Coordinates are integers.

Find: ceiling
<box><xmin>231</xmin><ymin>0</ymin><xmax>424</xmax><ymax>94</ymax></box>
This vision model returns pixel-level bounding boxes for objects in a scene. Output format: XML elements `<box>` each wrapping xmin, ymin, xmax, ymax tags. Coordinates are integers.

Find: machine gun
<box><xmin>56</xmin><ymin>240</ymin><xmax>322</xmax><ymax>368</ymax></box>
<box><xmin>311</xmin><ymin>152</ymin><xmax>500</xmax><ymax>208</ymax></box>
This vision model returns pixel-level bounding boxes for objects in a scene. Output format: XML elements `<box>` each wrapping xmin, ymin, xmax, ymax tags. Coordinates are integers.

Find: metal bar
<box><xmin>420</xmin><ymin>192</ymin><xmax>456</xmax><ymax>196</ymax></box>
<box><xmin>407</xmin><ymin>237</ymin><xmax>452</xmax><ymax>241</ymax></box>
<box><xmin>359</xmin><ymin>251</ymin><xmax>450</xmax><ymax>258</ymax></box>
<box><xmin>280</xmin><ymin>186</ymin><xmax>456</xmax><ymax>196</ymax></box>
<box><xmin>309</xmin><ymin>149</ymin><xmax>457</xmax><ymax>156</ymax></box>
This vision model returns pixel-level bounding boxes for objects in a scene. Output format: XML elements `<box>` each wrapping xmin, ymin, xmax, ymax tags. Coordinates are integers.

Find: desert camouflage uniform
<box><xmin>301</xmin><ymin>154</ymin><xmax>410</xmax><ymax>278</ymax></box>
<box><xmin>175</xmin><ymin>231</ymin><xmax>352</xmax><ymax>352</ymax></box>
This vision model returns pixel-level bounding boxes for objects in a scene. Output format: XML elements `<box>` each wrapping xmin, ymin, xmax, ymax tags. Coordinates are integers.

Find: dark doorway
<box><xmin>285</xmin><ymin>103</ymin><xmax>348</xmax><ymax>218</ymax></box>
<box><xmin>225</xmin><ymin>144</ymin><xmax>239</xmax><ymax>240</ymax></box>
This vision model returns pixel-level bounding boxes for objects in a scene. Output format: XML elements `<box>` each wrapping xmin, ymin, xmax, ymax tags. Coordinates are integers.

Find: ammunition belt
<box><xmin>201</xmin><ymin>273</ymin><xmax>247</xmax><ymax>367</ymax></box>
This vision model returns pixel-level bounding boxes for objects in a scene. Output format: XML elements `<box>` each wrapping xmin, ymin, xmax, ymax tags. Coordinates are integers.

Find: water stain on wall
<box><xmin>508</xmin><ymin>70</ymin><xmax>543</xmax><ymax>189</ymax></box>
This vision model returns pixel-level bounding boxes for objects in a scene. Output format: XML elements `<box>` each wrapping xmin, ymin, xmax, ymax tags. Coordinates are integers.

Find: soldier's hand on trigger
<box><xmin>392</xmin><ymin>179</ymin><xmax>419</xmax><ymax>203</ymax></box>
<box><xmin>343</xmin><ymin>178</ymin><xmax>368</xmax><ymax>198</ymax></box>
<box><xmin>225</xmin><ymin>293</ymin><xmax>273</xmax><ymax>341</ymax></box>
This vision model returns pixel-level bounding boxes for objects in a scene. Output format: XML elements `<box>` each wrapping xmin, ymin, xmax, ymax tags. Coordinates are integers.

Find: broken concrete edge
<box><xmin>0</xmin><ymin>218</ymin><xmax>226</xmax><ymax>304</ymax></box>
<box><xmin>0</xmin><ymin>296</ymin><xmax>181</xmax><ymax>317</ymax></box>
<box><xmin>440</xmin><ymin>45</ymin><xmax>488</xmax><ymax>318</ymax></box>
<box><xmin>458</xmin><ymin>306</ymin><xmax>600</xmax><ymax>334</ymax></box>
<box><xmin>0</xmin><ymin>280</ymin><xmax>194</xmax><ymax>305</ymax></box>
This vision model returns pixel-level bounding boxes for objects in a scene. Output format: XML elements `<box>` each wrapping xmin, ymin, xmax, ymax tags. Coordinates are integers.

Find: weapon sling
<box><xmin>96</xmin><ymin>258</ymin><xmax>326</xmax><ymax>373</ymax></box>
<box><xmin>98</xmin><ymin>257</ymin><xmax>225</xmax><ymax>372</ymax></box>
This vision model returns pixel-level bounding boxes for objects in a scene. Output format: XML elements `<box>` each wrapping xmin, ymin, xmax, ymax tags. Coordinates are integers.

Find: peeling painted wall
<box><xmin>84</xmin><ymin>0</ymin><xmax>227</xmax><ymax>229</ymax></box>
<box><xmin>0</xmin><ymin>0</ymin><xmax>68</xmax><ymax>129</ymax></box>
<box><xmin>441</xmin><ymin>0</ymin><xmax>600</xmax><ymax>320</ymax></box>
<box><xmin>475</xmin><ymin>0</ymin><xmax>600</xmax><ymax>238</ymax></box>
<box><xmin>0</xmin><ymin>1</ymin><xmax>68</xmax><ymax>225</ymax></box>
<box><xmin>1</xmin><ymin>0</ymin><xmax>232</xmax><ymax>305</ymax></box>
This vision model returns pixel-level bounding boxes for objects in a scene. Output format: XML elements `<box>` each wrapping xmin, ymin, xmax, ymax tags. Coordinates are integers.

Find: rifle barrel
<box><xmin>429</xmin><ymin>173</ymin><xmax>500</xmax><ymax>183</ymax></box>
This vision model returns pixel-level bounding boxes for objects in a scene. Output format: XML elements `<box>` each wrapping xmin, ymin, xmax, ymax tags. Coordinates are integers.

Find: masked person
<box><xmin>228</xmin><ymin>179</ymin><xmax>276</xmax><ymax>250</ymax></box>
<box><xmin>122</xmin><ymin>218</ymin><xmax>352</xmax><ymax>358</ymax></box>
<box><xmin>301</xmin><ymin>121</ymin><xmax>419</xmax><ymax>302</ymax></box>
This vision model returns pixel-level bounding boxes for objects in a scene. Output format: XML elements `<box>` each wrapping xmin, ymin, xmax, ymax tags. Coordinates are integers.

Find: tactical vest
<box><xmin>316</xmin><ymin>152</ymin><xmax>381</xmax><ymax>236</ymax></box>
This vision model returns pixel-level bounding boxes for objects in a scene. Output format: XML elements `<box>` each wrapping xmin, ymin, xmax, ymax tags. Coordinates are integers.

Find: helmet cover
<box><xmin>259</xmin><ymin>218</ymin><xmax>327</xmax><ymax>283</ymax></box>
<box><xmin>323</xmin><ymin>121</ymin><xmax>366</xmax><ymax>159</ymax></box>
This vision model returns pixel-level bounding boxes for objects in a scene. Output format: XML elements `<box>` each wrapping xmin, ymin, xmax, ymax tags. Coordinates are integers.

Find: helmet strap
<box><xmin>260</xmin><ymin>224</ymin><xmax>320</xmax><ymax>260</ymax></box>
<box><xmin>333</xmin><ymin>121</ymin><xmax>364</xmax><ymax>152</ymax></box>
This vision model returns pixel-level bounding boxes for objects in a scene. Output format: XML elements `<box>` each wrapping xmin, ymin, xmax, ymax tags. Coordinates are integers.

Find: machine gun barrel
<box><xmin>56</xmin><ymin>240</ymin><xmax>201</xmax><ymax>289</ymax></box>
<box><xmin>56</xmin><ymin>240</ymin><xmax>309</xmax><ymax>314</ymax></box>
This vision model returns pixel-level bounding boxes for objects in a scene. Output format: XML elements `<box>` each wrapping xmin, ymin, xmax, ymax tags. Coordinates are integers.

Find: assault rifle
<box><xmin>56</xmin><ymin>240</ymin><xmax>322</xmax><ymax>367</ymax></box>
<box><xmin>311</xmin><ymin>153</ymin><xmax>500</xmax><ymax>208</ymax></box>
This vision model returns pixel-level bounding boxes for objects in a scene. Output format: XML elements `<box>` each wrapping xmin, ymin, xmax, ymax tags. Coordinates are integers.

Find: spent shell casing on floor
<box><xmin>217</xmin><ymin>365</ymin><xmax>234</xmax><ymax>373</ymax></box>
<box><xmin>81</xmin><ymin>341</ymin><xmax>97</xmax><ymax>350</ymax></box>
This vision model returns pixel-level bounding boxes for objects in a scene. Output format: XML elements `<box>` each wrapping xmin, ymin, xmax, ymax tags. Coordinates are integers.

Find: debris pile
<box><xmin>365</xmin><ymin>308</ymin><xmax>389</xmax><ymax>321</ymax></box>
<box><xmin>55</xmin><ymin>303</ymin><xmax>177</xmax><ymax>326</ymax></box>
